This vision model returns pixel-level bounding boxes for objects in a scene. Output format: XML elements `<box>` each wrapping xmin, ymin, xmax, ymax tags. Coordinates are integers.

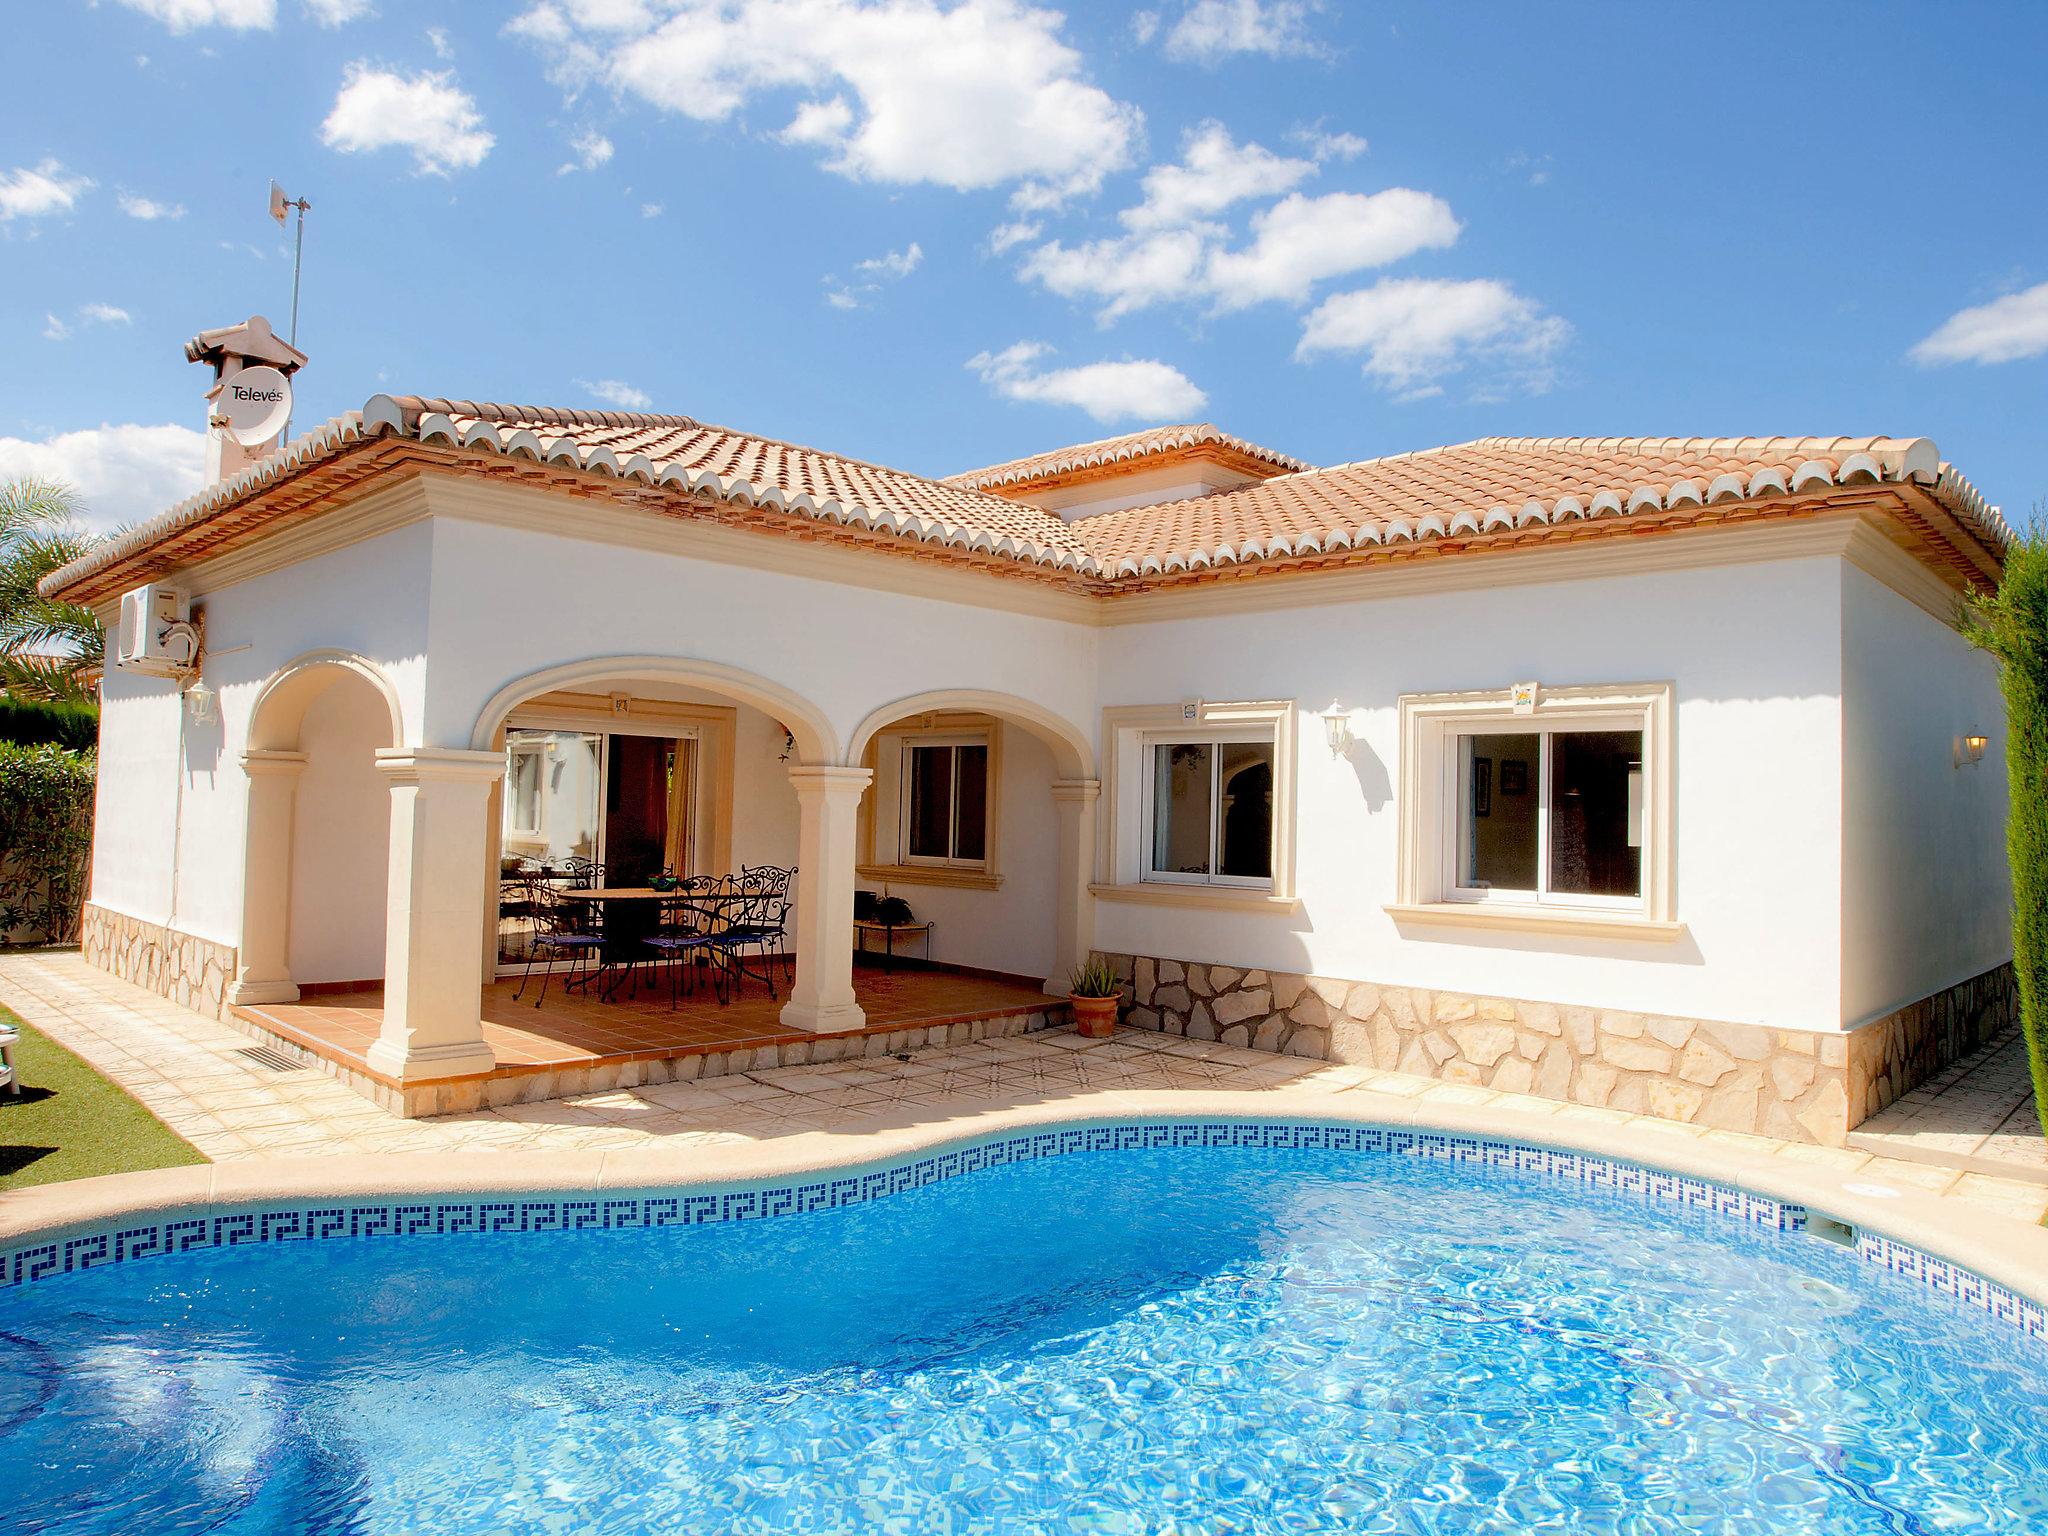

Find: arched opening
<box><xmin>475</xmin><ymin>668</ymin><xmax>811</xmax><ymax>975</ymax></box>
<box><xmin>847</xmin><ymin>690</ymin><xmax>1097</xmax><ymax>994</ymax></box>
<box><xmin>231</xmin><ymin>652</ymin><xmax>405</xmax><ymax>1004</ymax></box>
<box><xmin>288</xmin><ymin>673</ymin><xmax>394</xmax><ymax>983</ymax></box>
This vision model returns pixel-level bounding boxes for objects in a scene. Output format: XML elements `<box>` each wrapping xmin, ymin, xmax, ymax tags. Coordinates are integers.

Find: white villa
<box><xmin>48</xmin><ymin>319</ymin><xmax>2016</xmax><ymax>1146</ymax></box>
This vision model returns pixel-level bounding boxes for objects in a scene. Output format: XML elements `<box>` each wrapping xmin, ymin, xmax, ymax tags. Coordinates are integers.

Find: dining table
<box><xmin>554</xmin><ymin>884</ymin><xmax>757</xmax><ymax>1000</ymax></box>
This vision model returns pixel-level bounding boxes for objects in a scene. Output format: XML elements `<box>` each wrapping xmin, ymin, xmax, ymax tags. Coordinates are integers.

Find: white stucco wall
<box><xmin>88</xmin><ymin>520</ymin><xmax>433</xmax><ymax>948</ymax></box>
<box><xmin>857</xmin><ymin>724</ymin><xmax>1060</xmax><ymax>980</ymax></box>
<box><xmin>89</xmin><ymin>669</ymin><xmax>183</xmax><ymax>928</ymax></box>
<box><xmin>1839</xmin><ymin>564</ymin><xmax>2010</xmax><ymax>1024</ymax></box>
<box><xmin>1095</xmin><ymin>555</ymin><xmax>1849</xmax><ymax>1031</ymax></box>
<box><xmin>418</xmin><ymin>507</ymin><xmax>1101</xmax><ymax>764</ymax></box>
<box><xmin>716</xmin><ymin>701</ymin><xmax>796</xmax><ymax>876</ymax></box>
<box><xmin>89</xmin><ymin>482</ymin><xmax>2008</xmax><ymax>1038</ymax></box>
<box><xmin>286</xmin><ymin>672</ymin><xmax>393</xmax><ymax>984</ymax></box>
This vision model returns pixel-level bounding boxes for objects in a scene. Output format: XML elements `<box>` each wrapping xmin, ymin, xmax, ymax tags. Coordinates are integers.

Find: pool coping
<box><xmin>6</xmin><ymin>1086</ymin><xmax>2048</xmax><ymax>1326</ymax></box>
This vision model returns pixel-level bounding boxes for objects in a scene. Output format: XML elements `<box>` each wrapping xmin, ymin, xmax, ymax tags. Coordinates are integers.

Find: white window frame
<box><xmin>899</xmin><ymin>732</ymin><xmax>992</xmax><ymax>870</ymax></box>
<box><xmin>1139</xmin><ymin>729</ymin><xmax>1277</xmax><ymax>889</ymax></box>
<box><xmin>505</xmin><ymin>737</ymin><xmax>547</xmax><ymax>840</ymax></box>
<box><xmin>1392</xmin><ymin>681</ymin><xmax>1680</xmax><ymax>940</ymax></box>
<box><xmin>1093</xmin><ymin>700</ymin><xmax>1298</xmax><ymax>912</ymax></box>
<box><xmin>858</xmin><ymin>716</ymin><xmax>1003</xmax><ymax>890</ymax></box>
<box><xmin>1446</xmin><ymin>721</ymin><xmax>1646</xmax><ymax>911</ymax></box>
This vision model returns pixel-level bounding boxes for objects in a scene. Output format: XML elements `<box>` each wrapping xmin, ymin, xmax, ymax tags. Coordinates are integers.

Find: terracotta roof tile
<box><xmin>1067</xmin><ymin>435</ymin><xmax>2012</xmax><ymax>577</ymax></box>
<box><xmin>945</xmin><ymin>422</ymin><xmax>1310</xmax><ymax>490</ymax></box>
<box><xmin>40</xmin><ymin>406</ymin><xmax>2011</xmax><ymax>606</ymax></box>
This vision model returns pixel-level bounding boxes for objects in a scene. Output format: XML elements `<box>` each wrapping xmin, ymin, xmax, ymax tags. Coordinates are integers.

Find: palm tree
<box><xmin>0</xmin><ymin>476</ymin><xmax>103</xmax><ymax>707</ymax></box>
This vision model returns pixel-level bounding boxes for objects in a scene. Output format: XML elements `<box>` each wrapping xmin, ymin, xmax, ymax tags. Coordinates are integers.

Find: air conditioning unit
<box><xmin>116</xmin><ymin>585</ymin><xmax>199</xmax><ymax>676</ymax></box>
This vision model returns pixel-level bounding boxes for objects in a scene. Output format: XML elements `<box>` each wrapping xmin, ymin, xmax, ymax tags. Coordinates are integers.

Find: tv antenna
<box><xmin>268</xmin><ymin>181</ymin><xmax>311</xmax><ymax>436</ymax></box>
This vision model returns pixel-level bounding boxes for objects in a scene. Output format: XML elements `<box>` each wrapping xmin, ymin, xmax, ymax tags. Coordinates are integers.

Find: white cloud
<box><xmin>0</xmin><ymin>423</ymin><xmax>210</xmax><ymax>533</ymax></box>
<box><xmin>510</xmin><ymin>0</ymin><xmax>1140</xmax><ymax>205</ymax></box>
<box><xmin>304</xmin><ymin>0</ymin><xmax>373</xmax><ymax>23</ymax></box>
<box><xmin>1206</xmin><ymin>188</ymin><xmax>1460</xmax><ymax>309</ymax></box>
<box><xmin>578</xmin><ymin>378</ymin><xmax>653</xmax><ymax>409</ymax></box>
<box><xmin>115</xmin><ymin>0</ymin><xmax>276</xmax><ymax>31</ymax></box>
<box><xmin>1025</xmin><ymin>186</ymin><xmax>1459</xmax><ymax>322</ymax></box>
<box><xmin>1160</xmin><ymin>0</ymin><xmax>1322</xmax><ymax>63</ymax></box>
<box><xmin>855</xmin><ymin>242</ymin><xmax>922</xmax><ymax>279</ymax></box>
<box><xmin>426</xmin><ymin>24</ymin><xmax>453</xmax><ymax>57</ymax></box>
<box><xmin>987</xmin><ymin>219</ymin><xmax>1039</xmax><ymax>255</ymax></box>
<box><xmin>117</xmin><ymin>191</ymin><xmax>186</xmax><ymax>220</ymax></box>
<box><xmin>558</xmin><ymin>129</ymin><xmax>614</xmax><ymax>174</ymax></box>
<box><xmin>969</xmin><ymin>341</ymin><xmax>1206</xmax><ymax>423</ymax></box>
<box><xmin>823</xmin><ymin>240</ymin><xmax>924</xmax><ymax>308</ymax></box>
<box><xmin>640</xmin><ymin>200</ymin><xmax>663</xmax><ymax>217</ymax></box>
<box><xmin>1296</xmin><ymin>276</ymin><xmax>1570</xmax><ymax>398</ymax></box>
<box><xmin>1292</xmin><ymin>124</ymin><xmax>1366</xmax><ymax>161</ymax></box>
<box><xmin>1019</xmin><ymin>226</ymin><xmax>1213</xmax><ymax>322</ymax></box>
<box><xmin>320</xmin><ymin>64</ymin><xmax>494</xmax><ymax>176</ymax></box>
<box><xmin>781</xmin><ymin>96</ymin><xmax>854</xmax><ymax>146</ymax></box>
<box><xmin>1122</xmin><ymin>121</ymin><xmax>1314</xmax><ymax>231</ymax></box>
<box><xmin>0</xmin><ymin>160</ymin><xmax>93</xmax><ymax>221</ymax></box>
<box><xmin>42</xmin><ymin>303</ymin><xmax>133</xmax><ymax>341</ymax></box>
<box><xmin>1130</xmin><ymin>9</ymin><xmax>1160</xmax><ymax>44</ymax></box>
<box><xmin>1910</xmin><ymin>280</ymin><xmax>2048</xmax><ymax>367</ymax></box>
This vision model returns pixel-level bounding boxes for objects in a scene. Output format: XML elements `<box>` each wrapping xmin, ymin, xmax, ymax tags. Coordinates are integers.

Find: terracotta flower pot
<box><xmin>1070</xmin><ymin>993</ymin><xmax>1118</xmax><ymax>1038</ymax></box>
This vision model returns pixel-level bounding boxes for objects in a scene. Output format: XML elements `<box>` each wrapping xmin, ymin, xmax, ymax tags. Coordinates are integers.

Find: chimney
<box><xmin>185</xmin><ymin>314</ymin><xmax>308</xmax><ymax>484</ymax></box>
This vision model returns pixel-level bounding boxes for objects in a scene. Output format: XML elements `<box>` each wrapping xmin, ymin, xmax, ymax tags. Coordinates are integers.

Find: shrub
<box><xmin>1965</xmin><ymin>533</ymin><xmax>2048</xmax><ymax>1138</ymax></box>
<box><xmin>0</xmin><ymin>694</ymin><xmax>98</xmax><ymax>751</ymax></box>
<box><xmin>1069</xmin><ymin>954</ymin><xmax>1123</xmax><ymax>999</ymax></box>
<box><xmin>0</xmin><ymin>742</ymin><xmax>94</xmax><ymax>945</ymax></box>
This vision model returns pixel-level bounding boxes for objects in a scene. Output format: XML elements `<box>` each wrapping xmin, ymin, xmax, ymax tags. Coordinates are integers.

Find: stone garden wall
<box><xmin>1099</xmin><ymin>951</ymin><xmax>2014</xmax><ymax>1148</ymax></box>
<box><xmin>80</xmin><ymin>902</ymin><xmax>236</xmax><ymax>1020</ymax></box>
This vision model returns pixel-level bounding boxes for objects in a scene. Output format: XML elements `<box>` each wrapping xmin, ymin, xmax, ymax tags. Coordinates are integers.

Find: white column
<box><xmin>780</xmin><ymin>764</ymin><xmax>873</xmax><ymax>1035</ymax></box>
<box><xmin>366</xmin><ymin>748</ymin><xmax>503</xmax><ymax>1082</ymax></box>
<box><xmin>228</xmin><ymin>749</ymin><xmax>308</xmax><ymax>1006</ymax></box>
<box><xmin>1047</xmin><ymin>777</ymin><xmax>1101</xmax><ymax>996</ymax></box>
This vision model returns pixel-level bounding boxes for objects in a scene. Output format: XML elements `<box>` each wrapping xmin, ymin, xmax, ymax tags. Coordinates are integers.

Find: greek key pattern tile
<box><xmin>4</xmin><ymin>1119</ymin><xmax>2041</xmax><ymax>1341</ymax></box>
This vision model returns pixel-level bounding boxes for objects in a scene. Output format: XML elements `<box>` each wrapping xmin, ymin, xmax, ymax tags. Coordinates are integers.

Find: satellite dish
<box><xmin>218</xmin><ymin>365</ymin><xmax>292</xmax><ymax>446</ymax></box>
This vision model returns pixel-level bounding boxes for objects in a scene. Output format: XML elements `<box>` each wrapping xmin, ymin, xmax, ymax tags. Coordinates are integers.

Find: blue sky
<box><xmin>3</xmin><ymin>0</ymin><xmax>2045</xmax><ymax>534</ymax></box>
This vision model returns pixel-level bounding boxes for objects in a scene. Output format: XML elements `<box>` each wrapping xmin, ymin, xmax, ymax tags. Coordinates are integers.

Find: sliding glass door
<box><xmin>496</xmin><ymin>724</ymin><xmax>699</xmax><ymax>968</ymax></box>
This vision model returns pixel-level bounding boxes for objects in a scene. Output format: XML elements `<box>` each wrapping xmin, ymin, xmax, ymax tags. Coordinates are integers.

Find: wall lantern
<box><xmin>184</xmin><ymin>678</ymin><xmax>217</xmax><ymax>725</ymax></box>
<box><xmin>1956</xmin><ymin>733</ymin><xmax>1989</xmax><ymax>769</ymax></box>
<box><xmin>1320</xmin><ymin>701</ymin><xmax>1355</xmax><ymax>757</ymax></box>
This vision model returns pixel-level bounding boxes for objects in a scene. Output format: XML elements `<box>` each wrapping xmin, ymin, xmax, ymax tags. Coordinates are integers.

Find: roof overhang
<box><xmin>41</xmin><ymin>401</ymin><xmax>2011</xmax><ymax>612</ymax></box>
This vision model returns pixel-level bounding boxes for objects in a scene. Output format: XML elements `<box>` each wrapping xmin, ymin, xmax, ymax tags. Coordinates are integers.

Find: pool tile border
<box><xmin>5</xmin><ymin>1120</ymin><xmax>2044</xmax><ymax>1344</ymax></box>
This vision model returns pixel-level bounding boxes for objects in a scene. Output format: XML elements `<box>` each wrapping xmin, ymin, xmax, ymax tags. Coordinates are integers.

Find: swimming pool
<box><xmin>5</xmin><ymin>1123</ymin><xmax>2046</xmax><ymax>1534</ymax></box>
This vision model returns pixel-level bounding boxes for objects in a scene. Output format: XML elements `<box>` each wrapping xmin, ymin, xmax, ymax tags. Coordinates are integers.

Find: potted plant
<box><xmin>1068</xmin><ymin>955</ymin><xmax>1123</xmax><ymax>1038</ymax></box>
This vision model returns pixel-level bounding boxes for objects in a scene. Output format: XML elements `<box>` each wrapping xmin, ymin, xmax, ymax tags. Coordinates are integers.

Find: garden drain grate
<box><xmin>235</xmin><ymin>1045</ymin><xmax>306</xmax><ymax>1073</ymax></box>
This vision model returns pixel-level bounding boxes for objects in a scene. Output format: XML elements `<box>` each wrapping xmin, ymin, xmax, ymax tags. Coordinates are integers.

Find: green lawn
<box><xmin>0</xmin><ymin>1007</ymin><xmax>206</xmax><ymax>1190</ymax></box>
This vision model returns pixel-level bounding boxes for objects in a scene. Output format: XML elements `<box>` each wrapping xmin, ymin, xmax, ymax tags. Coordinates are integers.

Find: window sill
<box><xmin>1385</xmin><ymin>902</ymin><xmax>1687</xmax><ymax>942</ymax></box>
<box><xmin>858</xmin><ymin>863</ymin><xmax>1004</xmax><ymax>892</ymax></box>
<box><xmin>1091</xmin><ymin>882</ymin><xmax>1301</xmax><ymax>914</ymax></box>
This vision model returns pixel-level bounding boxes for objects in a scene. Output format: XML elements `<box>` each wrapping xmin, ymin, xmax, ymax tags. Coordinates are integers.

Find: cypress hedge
<box><xmin>0</xmin><ymin>742</ymin><xmax>94</xmax><ymax>945</ymax></box>
<box><xmin>1965</xmin><ymin>533</ymin><xmax>2048</xmax><ymax>1138</ymax></box>
<box><xmin>0</xmin><ymin>694</ymin><xmax>98</xmax><ymax>752</ymax></box>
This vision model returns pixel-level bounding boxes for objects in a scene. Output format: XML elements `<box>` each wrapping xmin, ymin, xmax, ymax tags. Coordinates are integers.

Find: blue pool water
<box><xmin>5</xmin><ymin>1143</ymin><xmax>2047</xmax><ymax>1534</ymax></box>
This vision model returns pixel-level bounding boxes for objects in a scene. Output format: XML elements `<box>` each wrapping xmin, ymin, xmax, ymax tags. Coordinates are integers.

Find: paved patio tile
<box><xmin>6</xmin><ymin>949</ymin><xmax>2047</xmax><ymax>1239</ymax></box>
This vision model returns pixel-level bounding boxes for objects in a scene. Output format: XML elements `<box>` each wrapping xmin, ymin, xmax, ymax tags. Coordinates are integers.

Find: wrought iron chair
<box><xmin>707</xmin><ymin>866</ymin><xmax>793</xmax><ymax>1000</ymax></box>
<box><xmin>514</xmin><ymin>874</ymin><xmax>604</xmax><ymax>1008</ymax></box>
<box><xmin>562</xmin><ymin>856</ymin><xmax>606</xmax><ymax>890</ymax></box>
<box><xmin>741</xmin><ymin>864</ymin><xmax>797</xmax><ymax>983</ymax></box>
<box><xmin>644</xmin><ymin>874</ymin><xmax>725</xmax><ymax>1007</ymax></box>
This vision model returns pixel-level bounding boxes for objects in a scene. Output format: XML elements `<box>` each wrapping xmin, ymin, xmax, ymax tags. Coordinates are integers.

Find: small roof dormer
<box><xmin>944</xmin><ymin>423</ymin><xmax>1310</xmax><ymax>522</ymax></box>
